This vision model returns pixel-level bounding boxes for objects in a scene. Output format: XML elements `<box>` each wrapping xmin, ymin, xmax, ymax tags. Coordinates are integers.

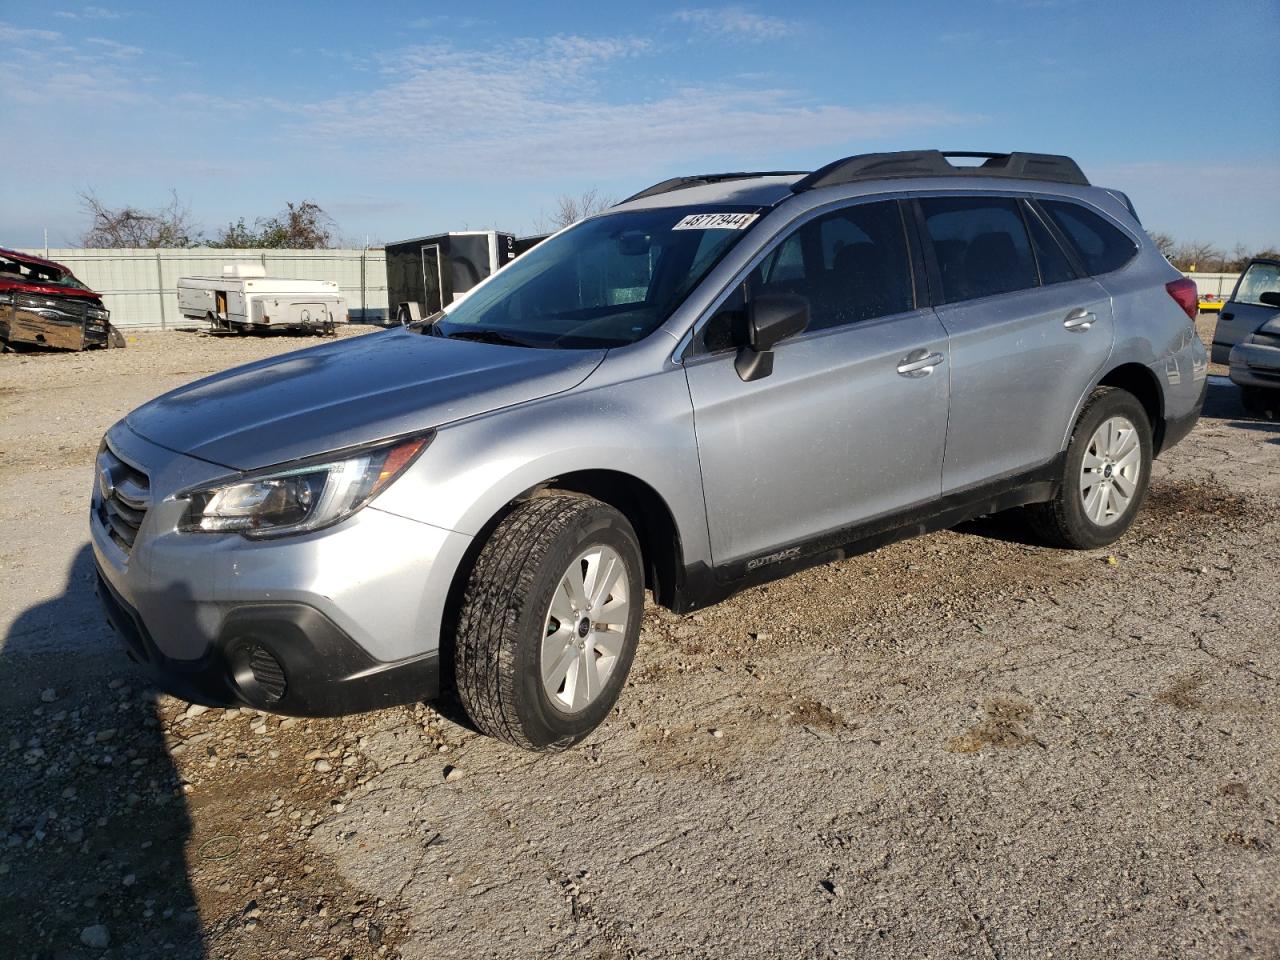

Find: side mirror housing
<box><xmin>1259</xmin><ymin>291</ymin><xmax>1280</xmax><ymax>308</ymax></box>
<box><xmin>734</xmin><ymin>292</ymin><xmax>809</xmax><ymax>381</ymax></box>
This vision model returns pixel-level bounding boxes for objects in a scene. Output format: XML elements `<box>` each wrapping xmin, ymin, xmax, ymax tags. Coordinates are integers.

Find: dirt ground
<box><xmin>1</xmin><ymin>320</ymin><xmax>1276</xmax><ymax>960</ymax></box>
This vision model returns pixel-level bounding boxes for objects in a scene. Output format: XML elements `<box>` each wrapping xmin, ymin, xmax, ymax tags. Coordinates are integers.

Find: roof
<box><xmin>0</xmin><ymin>246</ymin><xmax>73</xmax><ymax>274</ymax></box>
<box><xmin>615</xmin><ymin>175</ymin><xmax>803</xmax><ymax>211</ymax></box>
<box><xmin>613</xmin><ymin>150</ymin><xmax>1093</xmax><ymax>213</ymax></box>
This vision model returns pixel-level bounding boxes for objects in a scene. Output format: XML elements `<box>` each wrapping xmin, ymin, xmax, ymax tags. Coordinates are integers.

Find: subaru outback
<box><xmin>92</xmin><ymin>150</ymin><xmax>1207</xmax><ymax>750</ymax></box>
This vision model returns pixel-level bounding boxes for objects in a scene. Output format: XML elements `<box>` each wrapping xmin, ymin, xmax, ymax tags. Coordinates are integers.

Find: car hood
<box><xmin>125</xmin><ymin>327</ymin><xmax>605</xmax><ymax>470</ymax></box>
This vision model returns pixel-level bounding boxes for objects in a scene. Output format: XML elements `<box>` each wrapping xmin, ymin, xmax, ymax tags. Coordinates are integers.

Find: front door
<box><xmin>1214</xmin><ymin>260</ymin><xmax>1280</xmax><ymax>363</ymax></box>
<box><xmin>683</xmin><ymin>200</ymin><xmax>951</xmax><ymax>568</ymax></box>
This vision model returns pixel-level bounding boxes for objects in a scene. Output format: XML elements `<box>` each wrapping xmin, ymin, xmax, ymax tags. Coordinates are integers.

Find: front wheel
<box><xmin>1025</xmin><ymin>387</ymin><xmax>1153</xmax><ymax>549</ymax></box>
<box><xmin>452</xmin><ymin>495</ymin><xmax>643</xmax><ymax>751</ymax></box>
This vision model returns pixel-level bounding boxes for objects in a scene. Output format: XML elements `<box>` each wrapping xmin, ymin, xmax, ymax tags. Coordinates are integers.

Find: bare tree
<box><xmin>1171</xmin><ymin>240</ymin><xmax>1226</xmax><ymax>273</ymax></box>
<box><xmin>210</xmin><ymin>201</ymin><xmax>336</xmax><ymax>249</ymax></box>
<box><xmin>79</xmin><ymin>189</ymin><xmax>201</xmax><ymax>248</ymax></box>
<box><xmin>533</xmin><ymin>188</ymin><xmax>616</xmax><ymax>233</ymax></box>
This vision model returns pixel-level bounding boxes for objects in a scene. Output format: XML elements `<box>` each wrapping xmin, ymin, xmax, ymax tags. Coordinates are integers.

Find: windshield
<box><xmin>433</xmin><ymin>206</ymin><xmax>763</xmax><ymax>348</ymax></box>
<box><xmin>0</xmin><ymin>255</ymin><xmax>90</xmax><ymax>291</ymax></box>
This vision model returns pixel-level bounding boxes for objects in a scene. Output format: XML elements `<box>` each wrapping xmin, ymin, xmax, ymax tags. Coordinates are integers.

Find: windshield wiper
<box><xmin>443</xmin><ymin>328</ymin><xmax>540</xmax><ymax>348</ymax></box>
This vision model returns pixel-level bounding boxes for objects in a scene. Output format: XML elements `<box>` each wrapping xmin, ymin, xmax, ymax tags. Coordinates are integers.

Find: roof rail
<box><xmin>620</xmin><ymin>171</ymin><xmax>808</xmax><ymax>204</ymax></box>
<box><xmin>791</xmin><ymin>150</ymin><xmax>1089</xmax><ymax>192</ymax></box>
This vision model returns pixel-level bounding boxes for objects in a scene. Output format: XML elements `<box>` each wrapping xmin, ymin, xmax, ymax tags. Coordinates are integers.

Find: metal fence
<box><xmin>1183</xmin><ymin>272</ymin><xmax>1238</xmax><ymax>300</ymax></box>
<box><xmin>18</xmin><ymin>248</ymin><xmax>389</xmax><ymax>329</ymax></box>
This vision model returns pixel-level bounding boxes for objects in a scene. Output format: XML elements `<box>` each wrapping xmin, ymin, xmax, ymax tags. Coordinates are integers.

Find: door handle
<box><xmin>1220</xmin><ymin>311</ymin><xmax>1233</xmax><ymax>321</ymax></box>
<box><xmin>897</xmin><ymin>350</ymin><xmax>945</xmax><ymax>378</ymax></box>
<box><xmin>1063</xmin><ymin>307</ymin><xmax>1096</xmax><ymax>331</ymax></box>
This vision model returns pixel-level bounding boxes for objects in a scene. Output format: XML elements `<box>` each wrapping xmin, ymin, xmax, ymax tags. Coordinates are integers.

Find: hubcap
<box><xmin>1080</xmin><ymin>415</ymin><xmax>1141</xmax><ymax>527</ymax></box>
<box><xmin>541</xmin><ymin>545</ymin><xmax>631</xmax><ymax>713</ymax></box>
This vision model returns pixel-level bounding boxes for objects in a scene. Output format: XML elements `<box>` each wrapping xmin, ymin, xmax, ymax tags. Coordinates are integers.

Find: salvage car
<box><xmin>0</xmin><ymin>248</ymin><xmax>123</xmax><ymax>351</ymax></box>
<box><xmin>1217</xmin><ymin>258</ymin><xmax>1280</xmax><ymax>418</ymax></box>
<box><xmin>93</xmin><ymin>150</ymin><xmax>1206</xmax><ymax>751</ymax></box>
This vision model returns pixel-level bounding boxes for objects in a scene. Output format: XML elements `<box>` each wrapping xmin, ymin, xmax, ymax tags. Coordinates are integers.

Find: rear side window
<box><xmin>752</xmin><ymin>200</ymin><xmax>915</xmax><ymax>332</ymax></box>
<box><xmin>919</xmin><ymin>196</ymin><xmax>1038</xmax><ymax>303</ymax></box>
<box><xmin>1039</xmin><ymin>200</ymin><xmax>1137</xmax><ymax>275</ymax></box>
<box><xmin>1023</xmin><ymin>204</ymin><xmax>1078</xmax><ymax>285</ymax></box>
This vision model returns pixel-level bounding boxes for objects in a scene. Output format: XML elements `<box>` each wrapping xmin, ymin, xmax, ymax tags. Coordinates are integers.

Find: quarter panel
<box><xmin>1094</xmin><ymin>252</ymin><xmax>1207</xmax><ymax>433</ymax></box>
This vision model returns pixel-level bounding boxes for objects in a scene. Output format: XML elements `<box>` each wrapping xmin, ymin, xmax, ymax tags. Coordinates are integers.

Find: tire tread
<box><xmin>453</xmin><ymin>495</ymin><xmax>604</xmax><ymax>750</ymax></box>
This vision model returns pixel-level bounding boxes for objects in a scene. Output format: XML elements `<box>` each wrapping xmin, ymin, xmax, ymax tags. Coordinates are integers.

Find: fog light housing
<box><xmin>228</xmin><ymin>642</ymin><xmax>287</xmax><ymax>706</ymax></box>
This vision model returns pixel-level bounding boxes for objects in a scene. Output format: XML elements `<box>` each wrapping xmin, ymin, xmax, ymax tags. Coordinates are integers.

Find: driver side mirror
<box><xmin>734</xmin><ymin>292</ymin><xmax>810</xmax><ymax>382</ymax></box>
<box><xmin>1260</xmin><ymin>291</ymin><xmax>1280</xmax><ymax>308</ymax></box>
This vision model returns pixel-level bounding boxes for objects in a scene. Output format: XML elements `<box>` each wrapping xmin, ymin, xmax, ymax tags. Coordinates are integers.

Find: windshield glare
<box><xmin>435</xmin><ymin>206</ymin><xmax>762</xmax><ymax>348</ymax></box>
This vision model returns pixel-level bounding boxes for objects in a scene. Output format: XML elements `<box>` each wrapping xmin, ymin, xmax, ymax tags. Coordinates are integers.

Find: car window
<box><xmin>750</xmin><ymin>201</ymin><xmax>914</xmax><ymax>332</ymax></box>
<box><xmin>1232</xmin><ymin>261</ymin><xmax>1280</xmax><ymax>307</ymax></box>
<box><xmin>1023</xmin><ymin>203</ymin><xmax>1078</xmax><ymax>285</ymax></box>
<box><xmin>1039</xmin><ymin>200</ymin><xmax>1137</xmax><ymax>275</ymax></box>
<box><xmin>918</xmin><ymin>196</ymin><xmax>1039</xmax><ymax>303</ymax></box>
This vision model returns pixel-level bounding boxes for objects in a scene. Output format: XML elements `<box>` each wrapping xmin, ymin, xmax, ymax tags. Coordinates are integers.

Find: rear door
<box><xmin>1213</xmin><ymin>260</ymin><xmax>1280</xmax><ymax>363</ymax></box>
<box><xmin>915</xmin><ymin>194</ymin><xmax>1116</xmax><ymax>492</ymax></box>
<box><xmin>684</xmin><ymin>199</ymin><xmax>950</xmax><ymax>567</ymax></box>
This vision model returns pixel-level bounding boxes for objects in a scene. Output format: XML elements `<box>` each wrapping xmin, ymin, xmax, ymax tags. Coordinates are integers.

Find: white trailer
<box><xmin>176</xmin><ymin>264</ymin><xmax>348</xmax><ymax>334</ymax></box>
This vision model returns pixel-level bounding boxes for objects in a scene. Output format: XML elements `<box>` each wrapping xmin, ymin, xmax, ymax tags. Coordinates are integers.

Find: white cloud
<box><xmin>671</xmin><ymin>7</ymin><xmax>796</xmax><ymax>42</ymax></box>
<box><xmin>54</xmin><ymin>6</ymin><xmax>121</xmax><ymax>20</ymax></box>
<box><xmin>0</xmin><ymin>20</ymin><xmax>145</xmax><ymax>104</ymax></box>
<box><xmin>85</xmin><ymin>36</ymin><xmax>143</xmax><ymax>59</ymax></box>
<box><xmin>0</xmin><ymin>22</ymin><xmax>61</xmax><ymax>43</ymax></box>
<box><xmin>281</xmin><ymin>34</ymin><xmax>975</xmax><ymax>181</ymax></box>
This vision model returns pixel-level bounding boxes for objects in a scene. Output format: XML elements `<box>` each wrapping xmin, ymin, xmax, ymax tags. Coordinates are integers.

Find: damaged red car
<box><xmin>0</xmin><ymin>248</ymin><xmax>124</xmax><ymax>351</ymax></box>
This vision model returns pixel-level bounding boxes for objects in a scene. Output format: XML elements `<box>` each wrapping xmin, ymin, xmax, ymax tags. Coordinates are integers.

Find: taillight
<box><xmin>1166</xmin><ymin>278</ymin><xmax>1198</xmax><ymax>320</ymax></box>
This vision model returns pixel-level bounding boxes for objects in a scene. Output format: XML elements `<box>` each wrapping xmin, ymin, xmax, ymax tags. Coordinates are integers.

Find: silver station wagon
<box><xmin>93</xmin><ymin>150</ymin><xmax>1207</xmax><ymax>750</ymax></box>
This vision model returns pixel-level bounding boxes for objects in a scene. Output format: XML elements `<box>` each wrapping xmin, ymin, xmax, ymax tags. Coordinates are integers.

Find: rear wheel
<box><xmin>453</xmin><ymin>495</ymin><xmax>643</xmax><ymax>751</ymax></box>
<box><xmin>1025</xmin><ymin>387</ymin><xmax>1153</xmax><ymax>549</ymax></box>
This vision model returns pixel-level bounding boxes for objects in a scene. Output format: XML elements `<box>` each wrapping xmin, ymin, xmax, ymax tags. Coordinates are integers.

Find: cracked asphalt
<box><xmin>1</xmin><ymin>328</ymin><xmax>1276</xmax><ymax>959</ymax></box>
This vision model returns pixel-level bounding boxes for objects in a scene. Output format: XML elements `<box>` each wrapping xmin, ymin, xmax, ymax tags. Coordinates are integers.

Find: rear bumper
<box><xmin>96</xmin><ymin>564</ymin><xmax>440</xmax><ymax>715</ymax></box>
<box><xmin>1229</xmin><ymin>342</ymin><xmax>1280</xmax><ymax>390</ymax></box>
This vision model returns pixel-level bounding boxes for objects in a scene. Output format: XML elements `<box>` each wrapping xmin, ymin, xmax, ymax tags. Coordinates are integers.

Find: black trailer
<box><xmin>384</xmin><ymin>231</ymin><xmax>512</xmax><ymax>323</ymax></box>
<box><xmin>385</xmin><ymin>231</ymin><xmax>550</xmax><ymax>323</ymax></box>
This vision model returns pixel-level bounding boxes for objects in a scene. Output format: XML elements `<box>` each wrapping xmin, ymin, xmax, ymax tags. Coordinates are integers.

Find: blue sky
<box><xmin>1</xmin><ymin>0</ymin><xmax>1277</xmax><ymax>250</ymax></box>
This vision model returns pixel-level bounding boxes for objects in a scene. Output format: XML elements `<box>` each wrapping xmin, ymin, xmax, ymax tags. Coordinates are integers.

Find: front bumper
<box><xmin>1229</xmin><ymin>342</ymin><xmax>1280</xmax><ymax>390</ymax></box>
<box><xmin>91</xmin><ymin>423</ymin><xmax>472</xmax><ymax>716</ymax></box>
<box><xmin>95</xmin><ymin>567</ymin><xmax>440</xmax><ymax>715</ymax></box>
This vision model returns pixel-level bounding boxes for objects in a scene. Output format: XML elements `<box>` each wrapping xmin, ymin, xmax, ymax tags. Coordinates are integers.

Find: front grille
<box><xmin>96</xmin><ymin>446</ymin><xmax>151</xmax><ymax>554</ymax></box>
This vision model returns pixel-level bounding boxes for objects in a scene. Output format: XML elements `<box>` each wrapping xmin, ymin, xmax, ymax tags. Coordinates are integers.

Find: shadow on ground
<box><xmin>0</xmin><ymin>544</ymin><xmax>204</xmax><ymax>958</ymax></box>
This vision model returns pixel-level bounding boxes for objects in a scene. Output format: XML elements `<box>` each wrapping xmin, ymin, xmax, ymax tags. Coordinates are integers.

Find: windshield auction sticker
<box><xmin>672</xmin><ymin>212</ymin><xmax>759</xmax><ymax>231</ymax></box>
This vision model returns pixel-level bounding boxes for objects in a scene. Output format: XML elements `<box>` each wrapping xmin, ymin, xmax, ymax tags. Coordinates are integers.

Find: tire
<box><xmin>453</xmin><ymin>495</ymin><xmax>643</xmax><ymax>751</ymax></box>
<box><xmin>1240</xmin><ymin>386</ymin><xmax>1279</xmax><ymax>420</ymax></box>
<box><xmin>106</xmin><ymin>326</ymin><xmax>127</xmax><ymax>349</ymax></box>
<box><xmin>1025</xmin><ymin>387</ymin><xmax>1153</xmax><ymax>549</ymax></box>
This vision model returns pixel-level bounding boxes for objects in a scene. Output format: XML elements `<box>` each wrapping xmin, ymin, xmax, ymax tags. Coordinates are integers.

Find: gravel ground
<box><xmin>0</xmin><ymin>320</ymin><xmax>1276</xmax><ymax>959</ymax></box>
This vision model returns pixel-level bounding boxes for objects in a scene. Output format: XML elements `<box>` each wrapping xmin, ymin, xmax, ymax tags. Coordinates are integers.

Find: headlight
<box><xmin>177</xmin><ymin>432</ymin><xmax>431</xmax><ymax>538</ymax></box>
